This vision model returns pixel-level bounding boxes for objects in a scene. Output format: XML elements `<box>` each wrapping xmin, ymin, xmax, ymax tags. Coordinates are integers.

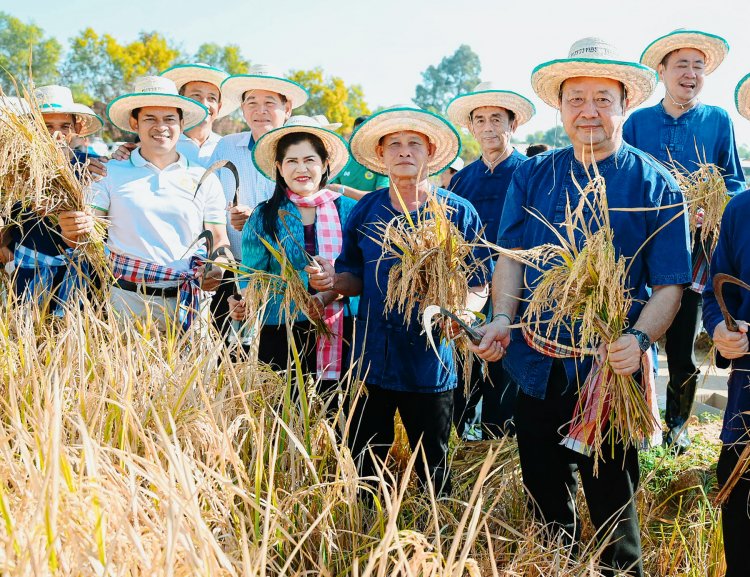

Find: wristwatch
<box><xmin>624</xmin><ymin>328</ymin><xmax>651</xmax><ymax>352</ymax></box>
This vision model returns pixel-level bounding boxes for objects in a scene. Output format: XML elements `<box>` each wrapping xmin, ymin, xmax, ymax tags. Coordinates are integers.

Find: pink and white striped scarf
<box><xmin>287</xmin><ymin>188</ymin><xmax>345</xmax><ymax>380</ymax></box>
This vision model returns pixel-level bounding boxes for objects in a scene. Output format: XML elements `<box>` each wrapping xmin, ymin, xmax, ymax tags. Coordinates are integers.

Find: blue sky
<box><xmin>8</xmin><ymin>0</ymin><xmax>750</xmax><ymax>146</ymax></box>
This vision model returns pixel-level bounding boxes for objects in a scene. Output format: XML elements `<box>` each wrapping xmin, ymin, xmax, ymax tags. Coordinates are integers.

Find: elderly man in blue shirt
<box><xmin>445</xmin><ymin>82</ymin><xmax>536</xmax><ymax>440</ymax></box>
<box><xmin>472</xmin><ymin>38</ymin><xmax>691</xmax><ymax>576</ymax></box>
<box><xmin>701</xmin><ymin>74</ymin><xmax>750</xmax><ymax>577</ymax></box>
<box><xmin>306</xmin><ymin>104</ymin><xmax>491</xmax><ymax>496</ymax></box>
<box><xmin>623</xmin><ymin>30</ymin><xmax>746</xmax><ymax>452</ymax></box>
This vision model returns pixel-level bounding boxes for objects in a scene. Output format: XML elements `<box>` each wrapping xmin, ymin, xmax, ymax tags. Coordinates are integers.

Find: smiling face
<box><xmin>468</xmin><ymin>106</ymin><xmax>517</xmax><ymax>156</ymax></box>
<box><xmin>241</xmin><ymin>89</ymin><xmax>291</xmax><ymax>139</ymax></box>
<box><xmin>128</xmin><ymin>106</ymin><xmax>183</xmax><ymax>155</ymax></box>
<box><xmin>181</xmin><ymin>81</ymin><xmax>221</xmax><ymax>124</ymax></box>
<box><xmin>560</xmin><ymin>76</ymin><xmax>627</xmax><ymax>158</ymax></box>
<box><xmin>376</xmin><ymin>131</ymin><xmax>435</xmax><ymax>179</ymax></box>
<box><xmin>276</xmin><ymin>138</ymin><xmax>328</xmax><ymax>196</ymax></box>
<box><xmin>658</xmin><ymin>47</ymin><xmax>706</xmax><ymax>104</ymax></box>
<box><xmin>43</xmin><ymin>113</ymin><xmax>79</xmax><ymax>145</ymax></box>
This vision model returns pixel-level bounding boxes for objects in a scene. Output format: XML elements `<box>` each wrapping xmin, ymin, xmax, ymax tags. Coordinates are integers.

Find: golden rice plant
<box><xmin>494</xmin><ymin>161</ymin><xmax>658</xmax><ymax>467</ymax></box>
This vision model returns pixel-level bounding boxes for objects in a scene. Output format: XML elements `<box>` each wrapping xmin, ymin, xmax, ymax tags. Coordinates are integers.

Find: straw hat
<box><xmin>640</xmin><ymin>29</ymin><xmax>729</xmax><ymax>75</ymax></box>
<box><xmin>349</xmin><ymin>104</ymin><xmax>461</xmax><ymax>176</ymax></box>
<box><xmin>106</xmin><ymin>76</ymin><xmax>208</xmax><ymax>134</ymax></box>
<box><xmin>531</xmin><ymin>37</ymin><xmax>657</xmax><ymax>110</ymax></box>
<box><xmin>252</xmin><ymin>115</ymin><xmax>350</xmax><ymax>181</ymax></box>
<box><xmin>311</xmin><ymin>114</ymin><xmax>343</xmax><ymax>131</ymax></box>
<box><xmin>221</xmin><ymin>64</ymin><xmax>308</xmax><ymax>117</ymax></box>
<box><xmin>34</xmin><ymin>85</ymin><xmax>103</xmax><ymax>137</ymax></box>
<box><xmin>0</xmin><ymin>94</ymin><xmax>30</xmax><ymax>117</ymax></box>
<box><xmin>446</xmin><ymin>82</ymin><xmax>536</xmax><ymax>128</ymax></box>
<box><xmin>735</xmin><ymin>73</ymin><xmax>750</xmax><ymax>121</ymax></box>
<box><xmin>160</xmin><ymin>62</ymin><xmax>237</xmax><ymax>118</ymax></box>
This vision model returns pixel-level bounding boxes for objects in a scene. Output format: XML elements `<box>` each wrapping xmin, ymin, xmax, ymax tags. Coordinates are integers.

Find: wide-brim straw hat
<box><xmin>312</xmin><ymin>114</ymin><xmax>342</xmax><ymax>131</ymax></box>
<box><xmin>735</xmin><ymin>73</ymin><xmax>750</xmax><ymax>121</ymax></box>
<box><xmin>640</xmin><ymin>29</ymin><xmax>729</xmax><ymax>76</ymax></box>
<box><xmin>107</xmin><ymin>76</ymin><xmax>208</xmax><ymax>134</ymax></box>
<box><xmin>252</xmin><ymin>115</ymin><xmax>350</xmax><ymax>181</ymax></box>
<box><xmin>0</xmin><ymin>95</ymin><xmax>31</xmax><ymax>117</ymax></box>
<box><xmin>446</xmin><ymin>82</ymin><xmax>536</xmax><ymax>128</ymax></box>
<box><xmin>221</xmin><ymin>64</ymin><xmax>308</xmax><ymax>117</ymax></box>
<box><xmin>160</xmin><ymin>62</ymin><xmax>237</xmax><ymax>118</ymax></box>
<box><xmin>531</xmin><ymin>37</ymin><xmax>657</xmax><ymax>110</ymax></box>
<box><xmin>34</xmin><ymin>85</ymin><xmax>103</xmax><ymax>137</ymax></box>
<box><xmin>349</xmin><ymin>104</ymin><xmax>461</xmax><ymax>177</ymax></box>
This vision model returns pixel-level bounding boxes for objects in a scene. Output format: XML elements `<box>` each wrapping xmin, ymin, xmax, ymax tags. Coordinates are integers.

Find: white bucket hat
<box><xmin>446</xmin><ymin>82</ymin><xmax>536</xmax><ymax>128</ymax></box>
<box><xmin>160</xmin><ymin>62</ymin><xmax>237</xmax><ymax>118</ymax></box>
<box><xmin>531</xmin><ymin>37</ymin><xmax>657</xmax><ymax>110</ymax></box>
<box><xmin>448</xmin><ymin>156</ymin><xmax>465</xmax><ymax>172</ymax></box>
<box><xmin>34</xmin><ymin>85</ymin><xmax>103</xmax><ymax>137</ymax></box>
<box><xmin>252</xmin><ymin>115</ymin><xmax>349</xmax><ymax>181</ymax></box>
<box><xmin>640</xmin><ymin>29</ymin><xmax>729</xmax><ymax>76</ymax></box>
<box><xmin>221</xmin><ymin>64</ymin><xmax>308</xmax><ymax>117</ymax></box>
<box><xmin>349</xmin><ymin>104</ymin><xmax>461</xmax><ymax>177</ymax></box>
<box><xmin>735</xmin><ymin>73</ymin><xmax>750</xmax><ymax>121</ymax></box>
<box><xmin>106</xmin><ymin>76</ymin><xmax>208</xmax><ymax>134</ymax></box>
<box><xmin>311</xmin><ymin>114</ymin><xmax>343</xmax><ymax>131</ymax></box>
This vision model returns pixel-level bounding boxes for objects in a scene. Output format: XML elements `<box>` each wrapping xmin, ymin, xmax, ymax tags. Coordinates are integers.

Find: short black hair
<box><xmin>525</xmin><ymin>143</ymin><xmax>550</xmax><ymax>157</ymax></box>
<box><xmin>469</xmin><ymin>107</ymin><xmax>516</xmax><ymax>124</ymax></box>
<box><xmin>130</xmin><ymin>107</ymin><xmax>184</xmax><ymax>121</ymax></box>
<box><xmin>179</xmin><ymin>82</ymin><xmax>222</xmax><ymax>103</ymax></box>
<box><xmin>353</xmin><ymin>115</ymin><xmax>368</xmax><ymax>129</ymax></box>
<box><xmin>241</xmin><ymin>90</ymin><xmax>288</xmax><ymax>104</ymax></box>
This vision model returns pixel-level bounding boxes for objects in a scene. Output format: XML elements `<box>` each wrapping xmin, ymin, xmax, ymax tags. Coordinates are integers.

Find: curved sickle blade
<box><xmin>422</xmin><ymin>305</ymin><xmax>444</xmax><ymax>360</ymax></box>
<box><xmin>713</xmin><ymin>273</ymin><xmax>750</xmax><ymax>332</ymax></box>
<box><xmin>196</xmin><ymin>160</ymin><xmax>240</xmax><ymax>207</ymax></box>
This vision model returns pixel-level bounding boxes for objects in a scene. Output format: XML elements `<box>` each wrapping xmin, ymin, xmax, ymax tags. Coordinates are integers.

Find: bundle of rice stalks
<box><xmin>494</xmin><ymin>162</ymin><xmax>658</xmax><ymax>467</ymax></box>
<box><xmin>670</xmin><ymin>159</ymin><xmax>729</xmax><ymax>256</ymax></box>
<box><xmin>0</xmin><ymin>82</ymin><xmax>108</xmax><ymax>274</ymax></box>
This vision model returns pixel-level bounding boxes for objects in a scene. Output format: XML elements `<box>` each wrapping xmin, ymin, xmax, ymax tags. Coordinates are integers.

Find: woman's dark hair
<box><xmin>261</xmin><ymin>131</ymin><xmax>330</xmax><ymax>239</ymax></box>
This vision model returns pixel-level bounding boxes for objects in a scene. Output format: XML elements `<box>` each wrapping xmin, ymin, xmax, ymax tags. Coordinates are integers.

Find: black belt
<box><xmin>114</xmin><ymin>279</ymin><xmax>179</xmax><ymax>298</ymax></box>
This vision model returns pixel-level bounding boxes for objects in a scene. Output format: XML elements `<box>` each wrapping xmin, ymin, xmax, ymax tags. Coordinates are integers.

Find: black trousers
<box><xmin>209</xmin><ymin>272</ymin><xmax>237</xmax><ymax>338</ymax></box>
<box><xmin>453</xmin><ymin>358</ymin><xmax>517</xmax><ymax>438</ymax></box>
<box><xmin>348</xmin><ymin>384</ymin><xmax>454</xmax><ymax>496</ymax></box>
<box><xmin>515</xmin><ymin>360</ymin><xmax>643</xmax><ymax>577</ymax></box>
<box><xmin>664</xmin><ymin>285</ymin><xmax>702</xmax><ymax>430</ymax></box>
<box><xmin>716</xmin><ymin>443</ymin><xmax>750</xmax><ymax>577</ymax></box>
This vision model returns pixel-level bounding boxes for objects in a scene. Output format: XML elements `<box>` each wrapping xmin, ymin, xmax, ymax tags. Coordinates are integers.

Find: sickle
<box><xmin>422</xmin><ymin>305</ymin><xmax>482</xmax><ymax>362</ymax></box>
<box><xmin>195</xmin><ymin>160</ymin><xmax>240</xmax><ymax>207</ymax></box>
<box><xmin>192</xmin><ymin>229</ymin><xmax>241</xmax><ymax>296</ymax></box>
<box><xmin>712</xmin><ymin>273</ymin><xmax>750</xmax><ymax>332</ymax></box>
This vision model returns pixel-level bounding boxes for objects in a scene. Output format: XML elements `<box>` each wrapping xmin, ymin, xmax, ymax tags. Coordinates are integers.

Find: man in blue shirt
<box><xmin>306</xmin><ymin>105</ymin><xmax>491</xmax><ymax>496</ymax></box>
<box><xmin>445</xmin><ymin>82</ymin><xmax>536</xmax><ymax>440</ymax></box>
<box><xmin>701</xmin><ymin>78</ymin><xmax>750</xmax><ymax>577</ymax></box>
<box><xmin>472</xmin><ymin>38</ymin><xmax>691</xmax><ymax>576</ymax></box>
<box><xmin>623</xmin><ymin>30</ymin><xmax>745</xmax><ymax>451</ymax></box>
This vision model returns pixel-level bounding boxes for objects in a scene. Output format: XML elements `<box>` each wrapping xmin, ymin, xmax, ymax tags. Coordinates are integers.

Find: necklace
<box><xmin>482</xmin><ymin>144</ymin><xmax>511</xmax><ymax>173</ymax></box>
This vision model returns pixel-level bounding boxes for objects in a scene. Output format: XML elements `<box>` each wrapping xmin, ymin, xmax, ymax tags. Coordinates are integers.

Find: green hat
<box><xmin>640</xmin><ymin>29</ymin><xmax>729</xmax><ymax>75</ymax></box>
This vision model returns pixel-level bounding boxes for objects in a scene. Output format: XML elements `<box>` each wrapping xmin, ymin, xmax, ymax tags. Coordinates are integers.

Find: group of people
<box><xmin>1</xmin><ymin>28</ymin><xmax>750</xmax><ymax>577</ymax></box>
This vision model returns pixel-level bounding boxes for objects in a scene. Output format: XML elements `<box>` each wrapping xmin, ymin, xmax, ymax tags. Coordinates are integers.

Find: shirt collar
<box><xmin>131</xmin><ymin>146</ymin><xmax>189</xmax><ymax>170</ymax></box>
<box><xmin>235</xmin><ymin>131</ymin><xmax>254</xmax><ymax>148</ymax></box>
<box><xmin>658</xmin><ymin>100</ymin><xmax>703</xmax><ymax>120</ymax></box>
<box><xmin>569</xmin><ymin>142</ymin><xmax>628</xmax><ymax>174</ymax></box>
<box><xmin>180</xmin><ymin>131</ymin><xmax>222</xmax><ymax>147</ymax></box>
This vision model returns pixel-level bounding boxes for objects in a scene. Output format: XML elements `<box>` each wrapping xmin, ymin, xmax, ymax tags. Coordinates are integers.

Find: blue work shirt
<box><xmin>497</xmin><ymin>144</ymin><xmax>691</xmax><ymax>399</ymax></box>
<box><xmin>240</xmin><ymin>194</ymin><xmax>358</xmax><ymax>325</ymax></box>
<box><xmin>623</xmin><ymin>102</ymin><xmax>745</xmax><ymax>194</ymax></box>
<box><xmin>702</xmin><ymin>190</ymin><xmax>750</xmax><ymax>443</ymax></box>
<box><xmin>335</xmin><ymin>187</ymin><xmax>492</xmax><ymax>393</ymax></box>
<box><xmin>449</xmin><ymin>149</ymin><xmax>527</xmax><ymax>247</ymax></box>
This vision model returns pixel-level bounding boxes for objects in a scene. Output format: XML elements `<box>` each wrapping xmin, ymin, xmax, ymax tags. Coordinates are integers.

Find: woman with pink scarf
<box><xmin>229</xmin><ymin>116</ymin><xmax>356</xmax><ymax>414</ymax></box>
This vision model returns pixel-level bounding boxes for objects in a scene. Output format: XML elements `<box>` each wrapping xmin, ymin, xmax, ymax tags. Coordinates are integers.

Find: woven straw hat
<box><xmin>531</xmin><ymin>37</ymin><xmax>657</xmax><ymax>109</ymax></box>
<box><xmin>252</xmin><ymin>115</ymin><xmax>350</xmax><ymax>181</ymax></box>
<box><xmin>106</xmin><ymin>76</ymin><xmax>208</xmax><ymax>134</ymax></box>
<box><xmin>735</xmin><ymin>73</ymin><xmax>750</xmax><ymax>121</ymax></box>
<box><xmin>446</xmin><ymin>82</ymin><xmax>536</xmax><ymax>128</ymax></box>
<box><xmin>349</xmin><ymin>104</ymin><xmax>461</xmax><ymax>176</ymax></box>
<box><xmin>34</xmin><ymin>85</ymin><xmax>103</xmax><ymax>136</ymax></box>
<box><xmin>160</xmin><ymin>62</ymin><xmax>237</xmax><ymax>118</ymax></box>
<box><xmin>221</xmin><ymin>64</ymin><xmax>308</xmax><ymax>117</ymax></box>
<box><xmin>0</xmin><ymin>94</ymin><xmax>31</xmax><ymax>117</ymax></box>
<box><xmin>640</xmin><ymin>29</ymin><xmax>729</xmax><ymax>75</ymax></box>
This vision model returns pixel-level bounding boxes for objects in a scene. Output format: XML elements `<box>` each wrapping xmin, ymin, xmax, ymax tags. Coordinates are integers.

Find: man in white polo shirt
<box><xmin>59</xmin><ymin>76</ymin><xmax>232</xmax><ymax>331</ymax></box>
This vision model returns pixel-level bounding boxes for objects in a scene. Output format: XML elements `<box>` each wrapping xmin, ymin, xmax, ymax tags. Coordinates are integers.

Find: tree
<box><xmin>413</xmin><ymin>45</ymin><xmax>481</xmax><ymax>113</ymax></box>
<box><xmin>523</xmin><ymin>126</ymin><xmax>571</xmax><ymax>148</ymax></box>
<box><xmin>287</xmin><ymin>67</ymin><xmax>370</xmax><ymax>134</ymax></box>
<box><xmin>62</xmin><ymin>28</ymin><xmax>125</xmax><ymax>105</ymax></box>
<box><xmin>0</xmin><ymin>12</ymin><xmax>61</xmax><ymax>86</ymax></box>
<box><xmin>193</xmin><ymin>43</ymin><xmax>249</xmax><ymax>75</ymax></box>
<box><xmin>116</xmin><ymin>31</ymin><xmax>180</xmax><ymax>83</ymax></box>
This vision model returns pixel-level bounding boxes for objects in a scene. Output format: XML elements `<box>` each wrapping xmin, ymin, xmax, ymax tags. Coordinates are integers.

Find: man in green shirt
<box><xmin>329</xmin><ymin>115</ymin><xmax>388</xmax><ymax>200</ymax></box>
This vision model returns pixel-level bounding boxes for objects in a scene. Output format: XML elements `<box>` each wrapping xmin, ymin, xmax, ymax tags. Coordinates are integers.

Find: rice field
<box><xmin>0</xmin><ymin>288</ymin><xmax>726</xmax><ymax>576</ymax></box>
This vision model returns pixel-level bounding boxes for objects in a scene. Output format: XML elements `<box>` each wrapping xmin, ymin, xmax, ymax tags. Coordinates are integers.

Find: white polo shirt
<box><xmin>209</xmin><ymin>131</ymin><xmax>275</xmax><ymax>259</ymax></box>
<box><xmin>89</xmin><ymin>148</ymin><xmax>226</xmax><ymax>276</ymax></box>
<box><xmin>176</xmin><ymin>131</ymin><xmax>222</xmax><ymax>168</ymax></box>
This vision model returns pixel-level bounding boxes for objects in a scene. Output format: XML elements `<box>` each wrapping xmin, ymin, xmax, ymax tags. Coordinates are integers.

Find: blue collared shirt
<box><xmin>497</xmin><ymin>144</ymin><xmax>692</xmax><ymax>399</ymax></box>
<box><xmin>623</xmin><ymin>102</ymin><xmax>746</xmax><ymax>194</ymax></box>
<box><xmin>702</xmin><ymin>190</ymin><xmax>750</xmax><ymax>443</ymax></box>
<box><xmin>335</xmin><ymin>187</ymin><xmax>492</xmax><ymax>393</ymax></box>
<box><xmin>449</xmin><ymin>149</ymin><xmax>527</xmax><ymax>247</ymax></box>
